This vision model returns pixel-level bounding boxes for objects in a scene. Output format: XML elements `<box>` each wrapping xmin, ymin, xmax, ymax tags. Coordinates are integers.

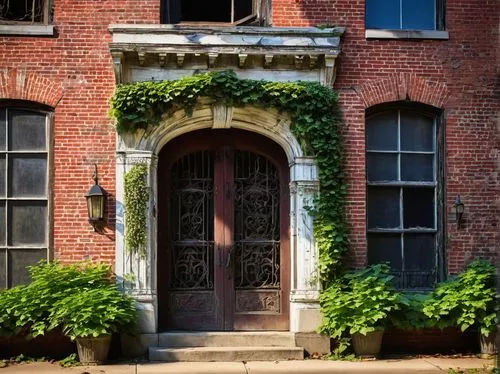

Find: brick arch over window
<box><xmin>356</xmin><ymin>73</ymin><xmax>449</xmax><ymax>110</ymax></box>
<box><xmin>0</xmin><ymin>69</ymin><xmax>62</xmax><ymax>108</ymax></box>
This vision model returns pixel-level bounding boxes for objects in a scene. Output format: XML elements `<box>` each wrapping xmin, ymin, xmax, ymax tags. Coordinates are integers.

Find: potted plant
<box><xmin>319</xmin><ymin>264</ymin><xmax>401</xmax><ymax>358</ymax></box>
<box><xmin>49</xmin><ymin>285</ymin><xmax>137</xmax><ymax>364</ymax></box>
<box><xmin>423</xmin><ymin>259</ymin><xmax>498</xmax><ymax>357</ymax></box>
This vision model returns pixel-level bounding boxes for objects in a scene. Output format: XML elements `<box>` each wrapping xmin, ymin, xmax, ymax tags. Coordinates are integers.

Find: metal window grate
<box><xmin>0</xmin><ymin>0</ymin><xmax>48</xmax><ymax>24</ymax></box>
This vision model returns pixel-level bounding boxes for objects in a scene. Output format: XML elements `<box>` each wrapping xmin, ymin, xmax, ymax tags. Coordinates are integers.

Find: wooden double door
<box><xmin>157</xmin><ymin>129</ymin><xmax>290</xmax><ymax>331</ymax></box>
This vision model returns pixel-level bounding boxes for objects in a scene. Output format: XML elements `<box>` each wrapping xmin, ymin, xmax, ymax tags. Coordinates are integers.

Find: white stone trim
<box><xmin>365</xmin><ymin>29</ymin><xmax>449</xmax><ymax>40</ymax></box>
<box><xmin>0</xmin><ymin>24</ymin><xmax>54</xmax><ymax>36</ymax></box>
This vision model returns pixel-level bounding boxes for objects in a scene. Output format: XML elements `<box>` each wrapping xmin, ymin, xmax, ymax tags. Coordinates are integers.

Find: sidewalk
<box><xmin>0</xmin><ymin>357</ymin><xmax>496</xmax><ymax>374</ymax></box>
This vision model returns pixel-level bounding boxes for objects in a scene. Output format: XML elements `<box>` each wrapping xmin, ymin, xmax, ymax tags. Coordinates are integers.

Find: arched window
<box><xmin>366</xmin><ymin>104</ymin><xmax>444</xmax><ymax>289</ymax></box>
<box><xmin>0</xmin><ymin>103</ymin><xmax>51</xmax><ymax>288</ymax></box>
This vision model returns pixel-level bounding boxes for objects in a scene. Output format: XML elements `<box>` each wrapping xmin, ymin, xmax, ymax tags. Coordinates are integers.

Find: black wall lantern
<box><xmin>86</xmin><ymin>164</ymin><xmax>105</xmax><ymax>230</ymax></box>
<box><xmin>454</xmin><ymin>195</ymin><xmax>465</xmax><ymax>228</ymax></box>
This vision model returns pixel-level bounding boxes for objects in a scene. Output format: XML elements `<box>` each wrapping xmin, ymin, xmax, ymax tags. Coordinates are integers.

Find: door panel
<box><xmin>165</xmin><ymin>150</ymin><xmax>218</xmax><ymax>330</ymax></box>
<box><xmin>233</xmin><ymin>150</ymin><xmax>282</xmax><ymax>329</ymax></box>
<box><xmin>158</xmin><ymin>129</ymin><xmax>289</xmax><ymax>331</ymax></box>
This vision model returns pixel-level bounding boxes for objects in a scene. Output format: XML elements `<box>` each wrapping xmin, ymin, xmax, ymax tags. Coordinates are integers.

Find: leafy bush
<box><xmin>389</xmin><ymin>293</ymin><xmax>434</xmax><ymax>330</ymax></box>
<box><xmin>319</xmin><ymin>264</ymin><xmax>401</xmax><ymax>338</ymax></box>
<box><xmin>0</xmin><ymin>261</ymin><xmax>135</xmax><ymax>338</ymax></box>
<box><xmin>49</xmin><ymin>286</ymin><xmax>137</xmax><ymax>340</ymax></box>
<box><xmin>423</xmin><ymin>259</ymin><xmax>498</xmax><ymax>336</ymax></box>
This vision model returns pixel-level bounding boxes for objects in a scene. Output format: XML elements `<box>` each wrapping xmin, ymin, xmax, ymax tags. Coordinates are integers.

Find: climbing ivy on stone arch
<box><xmin>110</xmin><ymin>70</ymin><xmax>348</xmax><ymax>285</ymax></box>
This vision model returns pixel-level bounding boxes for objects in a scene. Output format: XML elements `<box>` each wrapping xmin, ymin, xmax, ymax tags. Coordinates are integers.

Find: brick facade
<box><xmin>0</xmin><ymin>0</ymin><xmax>497</xmax><ymax>274</ymax></box>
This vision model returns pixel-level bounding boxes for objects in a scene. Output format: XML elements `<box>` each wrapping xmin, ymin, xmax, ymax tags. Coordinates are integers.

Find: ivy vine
<box><xmin>111</xmin><ymin>71</ymin><xmax>348</xmax><ymax>284</ymax></box>
<box><xmin>124</xmin><ymin>164</ymin><xmax>149</xmax><ymax>258</ymax></box>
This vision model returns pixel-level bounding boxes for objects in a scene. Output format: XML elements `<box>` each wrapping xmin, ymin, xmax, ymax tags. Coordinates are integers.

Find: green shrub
<box><xmin>0</xmin><ymin>261</ymin><xmax>128</xmax><ymax>338</ymax></box>
<box><xmin>319</xmin><ymin>264</ymin><xmax>401</xmax><ymax>338</ymax></box>
<box><xmin>49</xmin><ymin>286</ymin><xmax>137</xmax><ymax>340</ymax></box>
<box><xmin>389</xmin><ymin>292</ymin><xmax>434</xmax><ymax>330</ymax></box>
<box><xmin>423</xmin><ymin>259</ymin><xmax>498</xmax><ymax>336</ymax></box>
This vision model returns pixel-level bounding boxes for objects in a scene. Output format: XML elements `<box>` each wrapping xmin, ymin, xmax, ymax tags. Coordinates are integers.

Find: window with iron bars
<box><xmin>0</xmin><ymin>0</ymin><xmax>51</xmax><ymax>24</ymax></box>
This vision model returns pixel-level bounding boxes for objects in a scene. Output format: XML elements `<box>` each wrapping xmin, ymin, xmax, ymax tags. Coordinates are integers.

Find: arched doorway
<box><xmin>157</xmin><ymin>129</ymin><xmax>290</xmax><ymax>331</ymax></box>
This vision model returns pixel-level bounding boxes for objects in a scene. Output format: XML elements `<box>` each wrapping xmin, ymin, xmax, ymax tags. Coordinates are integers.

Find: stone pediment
<box><xmin>108</xmin><ymin>25</ymin><xmax>344</xmax><ymax>86</ymax></box>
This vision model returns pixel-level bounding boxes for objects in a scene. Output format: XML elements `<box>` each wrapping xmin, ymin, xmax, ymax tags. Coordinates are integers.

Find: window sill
<box><xmin>0</xmin><ymin>24</ymin><xmax>55</xmax><ymax>36</ymax></box>
<box><xmin>365</xmin><ymin>29</ymin><xmax>449</xmax><ymax>40</ymax></box>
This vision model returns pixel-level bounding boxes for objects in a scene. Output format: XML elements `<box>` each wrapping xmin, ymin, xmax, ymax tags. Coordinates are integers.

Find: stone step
<box><xmin>158</xmin><ymin>331</ymin><xmax>297</xmax><ymax>348</ymax></box>
<box><xmin>149</xmin><ymin>346</ymin><xmax>304</xmax><ymax>362</ymax></box>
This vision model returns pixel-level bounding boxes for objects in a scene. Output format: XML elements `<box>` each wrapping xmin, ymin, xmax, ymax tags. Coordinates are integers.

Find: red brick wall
<box><xmin>273</xmin><ymin>0</ymin><xmax>499</xmax><ymax>273</ymax></box>
<box><xmin>1</xmin><ymin>0</ymin><xmax>497</xmax><ymax>274</ymax></box>
<box><xmin>0</xmin><ymin>0</ymin><xmax>159</xmax><ymax>264</ymax></box>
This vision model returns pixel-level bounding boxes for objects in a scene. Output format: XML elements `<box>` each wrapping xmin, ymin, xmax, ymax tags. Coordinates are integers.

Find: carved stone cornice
<box><xmin>108</xmin><ymin>25</ymin><xmax>344</xmax><ymax>86</ymax></box>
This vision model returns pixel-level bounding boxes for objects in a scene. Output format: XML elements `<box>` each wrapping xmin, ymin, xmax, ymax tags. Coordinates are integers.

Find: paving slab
<box><xmin>0</xmin><ymin>362</ymin><xmax>136</xmax><ymax>373</ymax></box>
<box><xmin>137</xmin><ymin>361</ymin><xmax>246</xmax><ymax>374</ymax></box>
<box><xmin>0</xmin><ymin>357</ymin><xmax>495</xmax><ymax>374</ymax></box>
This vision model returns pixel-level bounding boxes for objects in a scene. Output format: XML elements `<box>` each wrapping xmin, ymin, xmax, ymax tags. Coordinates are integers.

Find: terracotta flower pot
<box><xmin>351</xmin><ymin>330</ymin><xmax>384</xmax><ymax>358</ymax></box>
<box><xmin>76</xmin><ymin>335</ymin><xmax>112</xmax><ymax>364</ymax></box>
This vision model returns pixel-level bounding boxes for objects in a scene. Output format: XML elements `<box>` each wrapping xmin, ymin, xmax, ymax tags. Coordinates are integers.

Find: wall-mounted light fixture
<box><xmin>454</xmin><ymin>195</ymin><xmax>465</xmax><ymax>228</ymax></box>
<box><xmin>85</xmin><ymin>164</ymin><xmax>105</xmax><ymax>231</ymax></box>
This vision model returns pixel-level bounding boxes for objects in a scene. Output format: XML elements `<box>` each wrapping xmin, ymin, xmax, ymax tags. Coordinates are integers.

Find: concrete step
<box><xmin>149</xmin><ymin>346</ymin><xmax>304</xmax><ymax>362</ymax></box>
<box><xmin>158</xmin><ymin>331</ymin><xmax>296</xmax><ymax>348</ymax></box>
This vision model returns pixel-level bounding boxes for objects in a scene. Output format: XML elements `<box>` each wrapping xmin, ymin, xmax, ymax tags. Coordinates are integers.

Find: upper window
<box><xmin>366</xmin><ymin>0</ymin><xmax>445</xmax><ymax>30</ymax></box>
<box><xmin>366</xmin><ymin>105</ymin><xmax>443</xmax><ymax>289</ymax></box>
<box><xmin>0</xmin><ymin>105</ymin><xmax>50</xmax><ymax>289</ymax></box>
<box><xmin>162</xmin><ymin>0</ymin><xmax>269</xmax><ymax>25</ymax></box>
<box><xmin>0</xmin><ymin>0</ymin><xmax>51</xmax><ymax>24</ymax></box>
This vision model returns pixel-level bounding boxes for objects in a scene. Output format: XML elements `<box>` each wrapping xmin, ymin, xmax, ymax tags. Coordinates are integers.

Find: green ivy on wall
<box><xmin>111</xmin><ymin>71</ymin><xmax>348</xmax><ymax>284</ymax></box>
<box><xmin>124</xmin><ymin>163</ymin><xmax>149</xmax><ymax>258</ymax></box>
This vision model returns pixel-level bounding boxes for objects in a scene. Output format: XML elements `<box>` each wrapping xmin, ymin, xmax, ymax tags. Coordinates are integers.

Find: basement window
<box><xmin>162</xmin><ymin>0</ymin><xmax>270</xmax><ymax>25</ymax></box>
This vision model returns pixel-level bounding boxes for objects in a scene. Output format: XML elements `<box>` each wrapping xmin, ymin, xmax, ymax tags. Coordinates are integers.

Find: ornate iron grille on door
<box><xmin>170</xmin><ymin>150</ymin><xmax>214</xmax><ymax>291</ymax></box>
<box><xmin>234</xmin><ymin>151</ymin><xmax>281</xmax><ymax>313</ymax></box>
<box><xmin>161</xmin><ymin>130</ymin><xmax>289</xmax><ymax>330</ymax></box>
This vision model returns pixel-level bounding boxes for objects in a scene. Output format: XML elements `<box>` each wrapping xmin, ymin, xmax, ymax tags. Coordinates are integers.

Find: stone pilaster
<box><xmin>116</xmin><ymin>150</ymin><xmax>158</xmax><ymax>333</ymax></box>
<box><xmin>289</xmin><ymin>157</ymin><xmax>322</xmax><ymax>332</ymax></box>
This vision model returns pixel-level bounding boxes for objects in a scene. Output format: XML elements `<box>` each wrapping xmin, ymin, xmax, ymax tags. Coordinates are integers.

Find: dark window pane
<box><xmin>402</xmin><ymin>0</ymin><xmax>435</xmax><ymax>30</ymax></box>
<box><xmin>0</xmin><ymin>249</ymin><xmax>5</xmax><ymax>289</ymax></box>
<box><xmin>8</xmin><ymin>201</ymin><xmax>47</xmax><ymax>246</ymax></box>
<box><xmin>401</xmin><ymin>154</ymin><xmax>434</xmax><ymax>181</ymax></box>
<box><xmin>234</xmin><ymin>0</ymin><xmax>253</xmax><ymax>21</ymax></box>
<box><xmin>367</xmin><ymin>187</ymin><xmax>400</xmax><ymax>229</ymax></box>
<box><xmin>0</xmin><ymin>109</ymin><xmax>5</xmax><ymax>150</ymax></box>
<box><xmin>8</xmin><ymin>249</ymin><xmax>46</xmax><ymax>287</ymax></box>
<box><xmin>9</xmin><ymin>155</ymin><xmax>47</xmax><ymax>197</ymax></box>
<box><xmin>0</xmin><ymin>202</ymin><xmax>5</xmax><ymax>246</ymax></box>
<box><xmin>401</xmin><ymin>111</ymin><xmax>434</xmax><ymax>151</ymax></box>
<box><xmin>366</xmin><ymin>111</ymin><xmax>398</xmax><ymax>151</ymax></box>
<box><xmin>367</xmin><ymin>234</ymin><xmax>402</xmax><ymax>270</ymax></box>
<box><xmin>404</xmin><ymin>233</ymin><xmax>435</xmax><ymax>271</ymax></box>
<box><xmin>0</xmin><ymin>155</ymin><xmax>5</xmax><ymax>197</ymax></box>
<box><xmin>367</xmin><ymin>153</ymin><xmax>398</xmax><ymax>182</ymax></box>
<box><xmin>9</xmin><ymin>110</ymin><xmax>46</xmax><ymax>151</ymax></box>
<box><xmin>181</xmin><ymin>0</ymin><xmax>231</xmax><ymax>22</ymax></box>
<box><xmin>403</xmin><ymin>187</ymin><xmax>435</xmax><ymax>228</ymax></box>
<box><xmin>366</xmin><ymin>0</ymin><xmax>400</xmax><ymax>29</ymax></box>
<box><xmin>0</xmin><ymin>0</ymin><xmax>44</xmax><ymax>22</ymax></box>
